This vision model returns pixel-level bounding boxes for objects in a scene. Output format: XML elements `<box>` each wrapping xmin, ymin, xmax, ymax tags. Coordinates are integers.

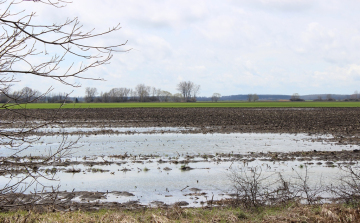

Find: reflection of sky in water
<box><xmin>1</xmin><ymin>132</ymin><xmax>357</xmax><ymax>157</ymax></box>
<box><xmin>0</xmin><ymin>159</ymin><xmax>353</xmax><ymax>207</ymax></box>
<box><xmin>1</xmin><ymin>126</ymin><xmax>196</xmax><ymax>134</ymax></box>
<box><xmin>1</xmin><ymin>129</ymin><xmax>359</xmax><ymax>206</ymax></box>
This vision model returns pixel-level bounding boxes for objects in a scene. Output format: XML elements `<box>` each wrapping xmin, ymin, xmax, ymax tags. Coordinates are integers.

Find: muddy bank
<box><xmin>0</xmin><ymin>191</ymin><xmax>142</xmax><ymax>212</ymax></box>
<box><xmin>2</xmin><ymin>149</ymin><xmax>360</xmax><ymax>174</ymax></box>
<box><xmin>0</xmin><ymin>190</ymin><xmax>224</xmax><ymax>212</ymax></box>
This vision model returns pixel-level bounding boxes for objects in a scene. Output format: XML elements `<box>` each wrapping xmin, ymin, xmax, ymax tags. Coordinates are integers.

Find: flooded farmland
<box><xmin>1</xmin><ymin>108</ymin><xmax>360</xmax><ymax>210</ymax></box>
<box><xmin>1</xmin><ymin>131</ymin><xmax>351</xmax><ymax>157</ymax></box>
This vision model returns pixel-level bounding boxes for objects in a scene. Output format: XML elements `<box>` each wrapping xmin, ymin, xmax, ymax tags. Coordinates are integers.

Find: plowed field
<box><xmin>1</xmin><ymin>107</ymin><xmax>360</xmax><ymax>136</ymax></box>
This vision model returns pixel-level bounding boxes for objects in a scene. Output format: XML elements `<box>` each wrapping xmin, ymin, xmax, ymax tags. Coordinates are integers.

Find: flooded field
<box><xmin>1</xmin><ymin>108</ymin><xmax>360</xmax><ymax>210</ymax></box>
<box><xmin>1</xmin><ymin>129</ymin><xmax>360</xmax><ymax>208</ymax></box>
<box><xmin>1</xmin><ymin>130</ymin><xmax>352</xmax><ymax>157</ymax></box>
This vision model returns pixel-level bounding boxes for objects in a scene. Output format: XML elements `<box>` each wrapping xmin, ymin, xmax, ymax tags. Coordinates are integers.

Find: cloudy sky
<box><xmin>14</xmin><ymin>0</ymin><xmax>360</xmax><ymax>97</ymax></box>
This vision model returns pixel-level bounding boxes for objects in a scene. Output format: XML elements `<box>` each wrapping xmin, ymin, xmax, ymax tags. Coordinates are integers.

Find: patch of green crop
<box><xmin>2</xmin><ymin>101</ymin><xmax>360</xmax><ymax>109</ymax></box>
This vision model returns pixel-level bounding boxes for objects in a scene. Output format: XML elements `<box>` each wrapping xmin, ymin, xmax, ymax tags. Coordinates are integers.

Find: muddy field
<box><xmin>2</xmin><ymin>107</ymin><xmax>360</xmax><ymax>211</ymax></box>
<box><xmin>2</xmin><ymin>107</ymin><xmax>360</xmax><ymax>135</ymax></box>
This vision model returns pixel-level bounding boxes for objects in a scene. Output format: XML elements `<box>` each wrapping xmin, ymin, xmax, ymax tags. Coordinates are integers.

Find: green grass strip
<box><xmin>2</xmin><ymin>101</ymin><xmax>360</xmax><ymax>109</ymax></box>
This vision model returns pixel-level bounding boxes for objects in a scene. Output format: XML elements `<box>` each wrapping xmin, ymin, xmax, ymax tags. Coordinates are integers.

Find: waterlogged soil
<box><xmin>2</xmin><ymin>149</ymin><xmax>360</xmax><ymax>170</ymax></box>
<box><xmin>1</xmin><ymin>107</ymin><xmax>360</xmax><ymax>135</ymax></box>
<box><xmin>2</xmin><ymin>132</ymin><xmax>356</xmax><ymax>157</ymax></box>
<box><xmin>2</xmin><ymin>107</ymin><xmax>360</xmax><ymax>210</ymax></box>
<box><xmin>1</xmin><ymin>149</ymin><xmax>360</xmax><ymax>211</ymax></box>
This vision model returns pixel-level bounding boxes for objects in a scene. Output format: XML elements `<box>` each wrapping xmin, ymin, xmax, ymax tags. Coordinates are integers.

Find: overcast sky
<box><xmin>15</xmin><ymin>0</ymin><xmax>360</xmax><ymax>97</ymax></box>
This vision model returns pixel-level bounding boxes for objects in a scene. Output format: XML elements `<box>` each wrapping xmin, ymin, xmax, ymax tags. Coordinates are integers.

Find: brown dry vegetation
<box><xmin>1</xmin><ymin>204</ymin><xmax>360</xmax><ymax>222</ymax></box>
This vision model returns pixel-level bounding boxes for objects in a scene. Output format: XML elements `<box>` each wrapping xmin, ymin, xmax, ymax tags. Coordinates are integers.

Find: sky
<box><xmin>10</xmin><ymin>0</ymin><xmax>360</xmax><ymax>97</ymax></box>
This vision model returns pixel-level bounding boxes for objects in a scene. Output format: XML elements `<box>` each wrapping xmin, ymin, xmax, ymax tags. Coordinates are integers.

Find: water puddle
<box><xmin>1</xmin><ymin>132</ymin><xmax>355</xmax><ymax>157</ymax></box>
<box><xmin>1</xmin><ymin>130</ymin><xmax>359</xmax><ymax>207</ymax></box>
<box><xmin>0</xmin><ymin>158</ymin><xmax>354</xmax><ymax>207</ymax></box>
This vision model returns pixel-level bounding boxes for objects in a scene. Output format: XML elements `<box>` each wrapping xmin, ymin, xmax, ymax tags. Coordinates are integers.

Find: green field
<box><xmin>2</xmin><ymin>101</ymin><xmax>360</xmax><ymax>109</ymax></box>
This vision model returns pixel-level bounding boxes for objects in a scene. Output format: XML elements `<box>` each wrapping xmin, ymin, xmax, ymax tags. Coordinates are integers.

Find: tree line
<box><xmin>85</xmin><ymin>81</ymin><xmax>201</xmax><ymax>102</ymax></box>
<box><xmin>0</xmin><ymin>81</ymin><xmax>205</xmax><ymax>103</ymax></box>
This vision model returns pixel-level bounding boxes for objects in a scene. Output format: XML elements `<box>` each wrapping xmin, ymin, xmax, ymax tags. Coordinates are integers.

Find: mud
<box><xmin>0</xmin><ymin>189</ymin><xmax>236</xmax><ymax>212</ymax></box>
<box><xmin>1</xmin><ymin>107</ymin><xmax>360</xmax><ymax>136</ymax></box>
<box><xmin>2</xmin><ymin>107</ymin><xmax>360</xmax><ymax>210</ymax></box>
<box><xmin>2</xmin><ymin>149</ymin><xmax>360</xmax><ymax>173</ymax></box>
<box><xmin>0</xmin><ymin>191</ymin><xmax>142</xmax><ymax>212</ymax></box>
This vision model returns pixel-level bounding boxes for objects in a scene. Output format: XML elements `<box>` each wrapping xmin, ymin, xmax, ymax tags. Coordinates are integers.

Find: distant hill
<box><xmin>197</xmin><ymin>94</ymin><xmax>353</xmax><ymax>101</ymax></box>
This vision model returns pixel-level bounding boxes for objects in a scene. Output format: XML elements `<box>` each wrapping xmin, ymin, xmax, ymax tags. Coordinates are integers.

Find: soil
<box><xmin>1</xmin><ymin>107</ymin><xmax>360</xmax><ymax>136</ymax></box>
<box><xmin>2</xmin><ymin>107</ymin><xmax>360</xmax><ymax>211</ymax></box>
<box><xmin>0</xmin><ymin>191</ymin><xmax>144</xmax><ymax>212</ymax></box>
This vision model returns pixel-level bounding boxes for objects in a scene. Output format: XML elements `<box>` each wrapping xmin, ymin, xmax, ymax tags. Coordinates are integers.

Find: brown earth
<box><xmin>1</xmin><ymin>107</ymin><xmax>360</xmax><ymax>136</ymax></box>
<box><xmin>2</xmin><ymin>107</ymin><xmax>360</xmax><ymax>211</ymax></box>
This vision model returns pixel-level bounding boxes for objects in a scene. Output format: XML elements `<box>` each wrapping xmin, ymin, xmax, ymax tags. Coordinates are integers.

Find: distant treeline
<box><xmin>198</xmin><ymin>94</ymin><xmax>360</xmax><ymax>101</ymax></box>
<box><xmin>2</xmin><ymin>86</ymin><xmax>360</xmax><ymax>104</ymax></box>
<box><xmin>0</xmin><ymin>81</ymin><xmax>201</xmax><ymax>103</ymax></box>
<box><xmin>83</xmin><ymin>81</ymin><xmax>200</xmax><ymax>103</ymax></box>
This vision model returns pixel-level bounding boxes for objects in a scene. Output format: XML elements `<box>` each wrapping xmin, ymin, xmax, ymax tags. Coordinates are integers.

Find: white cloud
<box><xmin>8</xmin><ymin>0</ymin><xmax>360</xmax><ymax>96</ymax></box>
<box><xmin>230</xmin><ymin>0</ymin><xmax>314</xmax><ymax>12</ymax></box>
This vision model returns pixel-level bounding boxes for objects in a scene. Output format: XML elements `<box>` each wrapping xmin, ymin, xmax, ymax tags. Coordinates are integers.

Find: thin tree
<box><xmin>192</xmin><ymin>84</ymin><xmax>201</xmax><ymax>101</ymax></box>
<box><xmin>135</xmin><ymin>84</ymin><xmax>150</xmax><ymax>102</ymax></box>
<box><xmin>253</xmin><ymin>94</ymin><xmax>259</xmax><ymax>102</ymax></box>
<box><xmin>176</xmin><ymin>81</ymin><xmax>200</xmax><ymax>102</ymax></box>
<box><xmin>0</xmin><ymin>0</ymin><xmax>127</xmax><ymax>208</ymax></box>
<box><xmin>85</xmin><ymin>87</ymin><xmax>98</xmax><ymax>102</ymax></box>
<box><xmin>13</xmin><ymin>87</ymin><xmax>41</xmax><ymax>103</ymax></box>
<box><xmin>247</xmin><ymin>94</ymin><xmax>259</xmax><ymax>102</ymax></box>
<box><xmin>160</xmin><ymin>91</ymin><xmax>172</xmax><ymax>102</ymax></box>
<box><xmin>290</xmin><ymin>93</ymin><xmax>302</xmax><ymax>101</ymax></box>
<box><xmin>211</xmin><ymin>93</ymin><xmax>221</xmax><ymax>102</ymax></box>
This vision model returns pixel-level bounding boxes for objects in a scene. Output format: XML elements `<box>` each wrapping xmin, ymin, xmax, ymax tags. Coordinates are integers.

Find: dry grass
<box><xmin>1</xmin><ymin>204</ymin><xmax>360</xmax><ymax>223</ymax></box>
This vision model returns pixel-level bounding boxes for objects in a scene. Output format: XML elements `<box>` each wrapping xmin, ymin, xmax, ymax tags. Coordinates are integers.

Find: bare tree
<box><xmin>290</xmin><ymin>93</ymin><xmax>300</xmax><ymax>101</ymax></box>
<box><xmin>100</xmin><ymin>91</ymin><xmax>110</xmax><ymax>102</ymax></box>
<box><xmin>247</xmin><ymin>94</ymin><xmax>252</xmax><ymax>102</ymax></box>
<box><xmin>160</xmin><ymin>91</ymin><xmax>172</xmax><ymax>102</ymax></box>
<box><xmin>129</xmin><ymin>89</ymin><xmax>137</xmax><ymax>101</ymax></box>
<box><xmin>176</xmin><ymin>81</ymin><xmax>200</xmax><ymax>102</ymax></box>
<box><xmin>150</xmin><ymin>87</ymin><xmax>161</xmax><ymax>101</ymax></box>
<box><xmin>192</xmin><ymin>84</ymin><xmax>200</xmax><ymax>101</ymax></box>
<box><xmin>108</xmin><ymin>88</ymin><xmax>119</xmax><ymax>102</ymax></box>
<box><xmin>0</xmin><ymin>0</ymin><xmax>127</xmax><ymax>208</ymax></box>
<box><xmin>151</xmin><ymin>87</ymin><xmax>157</xmax><ymax>98</ymax></box>
<box><xmin>107</xmin><ymin>87</ymin><xmax>130</xmax><ymax>102</ymax></box>
<box><xmin>177</xmin><ymin>81</ymin><xmax>192</xmax><ymax>101</ymax></box>
<box><xmin>135</xmin><ymin>84</ymin><xmax>150</xmax><ymax>102</ymax></box>
<box><xmin>13</xmin><ymin>87</ymin><xmax>41</xmax><ymax>103</ymax></box>
<box><xmin>84</xmin><ymin>87</ymin><xmax>98</xmax><ymax>102</ymax></box>
<box><xmin>46</xmin><ymin>92</ymin><xmax>70</xmax><ymax>103</ymax></box>
<box><xmin>247</xmin><ymin>94</ymin><xmax>259</xmax><ymax>102</ymax></box>
<box><xmin>122</xmin><ymin>88</ymin><xmax>131</xmax><ymax>101</ymax></box>
<box><xmin>173</xmin><ymin>93</ymin><xmax>183</xmax><ymax>102</ymax></box>
<box><xmin>155</xmin><ymin>88</ymin><xmax>162</xmax><ymax>101</ymax></box>
<box><xmin>211</xmin><ymin>93</ymin><xmax>221</xmax><ymax>102</ymax></box>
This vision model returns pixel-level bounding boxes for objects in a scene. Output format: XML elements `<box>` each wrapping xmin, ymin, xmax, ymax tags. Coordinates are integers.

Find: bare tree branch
<box><xmin>0</xmin><ymin>0</ymin><xmax>127</xmax><ymax>209</ymax></box>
